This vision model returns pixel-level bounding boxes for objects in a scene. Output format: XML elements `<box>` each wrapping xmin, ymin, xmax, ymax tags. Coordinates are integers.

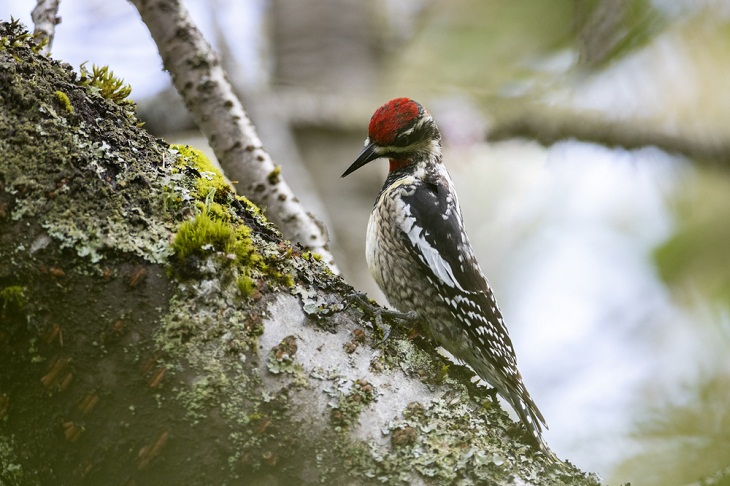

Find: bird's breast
<box><xmin>365</xmin><ymin>180</ymin><xmax>435</xmax><ymax>313</ymax></box>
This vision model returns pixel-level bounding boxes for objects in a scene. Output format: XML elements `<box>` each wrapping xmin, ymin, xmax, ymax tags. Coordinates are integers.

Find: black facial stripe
<box><xmin>393</xmin><ymin>119</ymin><xmax>438</xmax><ymax>148</ymax></box>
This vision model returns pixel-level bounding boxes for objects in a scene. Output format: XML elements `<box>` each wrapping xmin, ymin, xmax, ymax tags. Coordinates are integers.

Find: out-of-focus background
<box><xmin>4</xmin><ymin>0</ymin><xmax>730</xmax><ymax>483</ymax></box>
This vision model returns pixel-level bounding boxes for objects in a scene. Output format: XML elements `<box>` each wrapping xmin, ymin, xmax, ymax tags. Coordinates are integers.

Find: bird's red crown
<box><xmin>368</xmin><ymin>98</ymin><xmax>421</xmax><ymax>145</ymax></box>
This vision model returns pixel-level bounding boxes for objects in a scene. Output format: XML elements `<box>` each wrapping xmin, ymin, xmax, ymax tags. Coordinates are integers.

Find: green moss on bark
<box><xmin>53</xmin><ymin>90</ymin><xmax>73</xmax><ymax>113</ymax></box>
<box><xmin>0</xmin><ymin>285</ymin><xmax>25</xmax><ymax>309</ymax></box>
<box><xmin>78</xmin><ymin>63</ymin><xmax>133</xmax><ymax>106</ymax></box>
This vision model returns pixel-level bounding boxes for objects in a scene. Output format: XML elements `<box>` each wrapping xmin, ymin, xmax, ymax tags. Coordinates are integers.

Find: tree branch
<box><xmin>488</xmin><ymin>105</ymin><xmax>730</xmax><ymax>163</ymax></box>
<box><xmin>129</xmin><ymin>0</ymin><xmax>338</xmax><ymax>271</ymax></box>
<box><xmin>30</xmin><ymin>0</ymin><xmax>60</xmax><ymax>55</ymax></box>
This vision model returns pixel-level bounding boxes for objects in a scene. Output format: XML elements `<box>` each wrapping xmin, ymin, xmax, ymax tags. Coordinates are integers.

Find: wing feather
<box><xmin>397</xmin><ymin>176</ymin><xmax>489</xmax><ymax>293</ymax></box>
<box><xmin>394</xmin><ymin>172</ymin><xmax>549</xmax><ymax>437</ymax></box>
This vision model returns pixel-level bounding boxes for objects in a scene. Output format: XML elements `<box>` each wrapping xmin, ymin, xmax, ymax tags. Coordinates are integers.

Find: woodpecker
<box><xmin>342</xmin><ymin>97</ymin><xmax>553</xmax><ymax>457</ymax></box>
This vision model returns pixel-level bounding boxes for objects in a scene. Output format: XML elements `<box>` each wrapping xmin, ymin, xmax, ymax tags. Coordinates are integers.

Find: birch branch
<box><xmin>31</xmin><ymin>0</ymin><xmax>60</xmax><ymax>55</ymax></box>
<box><xmin>129</xmin><ymin>0</ymin><xmax>338</xmax><ymax>272</ymax></box>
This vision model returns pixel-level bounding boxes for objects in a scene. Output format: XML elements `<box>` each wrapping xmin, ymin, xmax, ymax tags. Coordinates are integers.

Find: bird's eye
<box><xmin>394</xmin><ymin>126</ymin><xmax>420</xmax><ymax>147</ymax></box>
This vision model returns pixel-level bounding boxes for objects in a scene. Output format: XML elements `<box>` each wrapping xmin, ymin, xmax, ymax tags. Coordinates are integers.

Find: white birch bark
<box><xmin>31</xmin><ymin>0</ymin><xmax>60</xmax><ymax>55</ymax></box>
<box><xmin>129</xmin><ymin>0</ymin><xmax>338</xmax><ymax>272</ymax></box>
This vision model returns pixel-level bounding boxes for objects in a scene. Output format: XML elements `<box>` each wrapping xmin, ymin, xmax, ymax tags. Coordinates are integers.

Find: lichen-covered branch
<box><xmin>128</xmin><ymin>0</ymin><xmax>338</xmax><ymax>271</ymax></box>
<box><xmin>30</xmin><ymin>0</ymin><xmax>60</xmax><ymax>55</ymax></box>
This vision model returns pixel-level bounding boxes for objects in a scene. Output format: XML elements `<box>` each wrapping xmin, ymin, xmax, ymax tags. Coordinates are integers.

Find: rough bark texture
<box><xmin>128</xmin><ymin>0</ymin><xmax>337</xmax><ymax>271</ymax></box>
<box><xmin>0</xmin><ymin>21</ymin><xmax>600</xmax><ymax>485</ymax></box>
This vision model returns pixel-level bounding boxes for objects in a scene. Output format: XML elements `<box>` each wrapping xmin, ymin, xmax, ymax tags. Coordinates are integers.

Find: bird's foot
<box><xmin>344</xmin><ymin>291</ymin><xmax>417</xmax><ymax>342</ymax></box>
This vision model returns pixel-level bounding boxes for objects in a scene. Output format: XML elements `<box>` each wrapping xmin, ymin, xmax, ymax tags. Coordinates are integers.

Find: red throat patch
<box><xmin>368</xmin><ymin>98</ymin><xmax>420</xmax><ymax>145</ymax></box>
<box><xmin>389</xmin><ymin>158</ymin><xmax>412</xmax><ymax>172</ymax></box>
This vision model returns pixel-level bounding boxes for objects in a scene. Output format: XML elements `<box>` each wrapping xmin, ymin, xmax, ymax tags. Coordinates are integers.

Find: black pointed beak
<box><xmin>341</xmin><ymin>142</ymin><xmax>380</xmax><ymax>178</ymax></box>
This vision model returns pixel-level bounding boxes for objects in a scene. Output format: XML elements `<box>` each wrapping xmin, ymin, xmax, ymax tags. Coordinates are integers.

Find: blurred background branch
<box><xmin>30</xmin><ymin>0</ymin><xmax>60</xmax><ymax>55</ymax></box>
<box><xmin>488</xmin><ymin>103</ymin><xmax>730</xmax><ymax>163</ymax></box>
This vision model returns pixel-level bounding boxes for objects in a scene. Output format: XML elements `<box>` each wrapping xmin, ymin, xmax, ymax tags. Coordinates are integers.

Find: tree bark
<box><xmin>0</xmin><ymin>20</ymin><xmax>599</xmax><ymax>485</ymax></box>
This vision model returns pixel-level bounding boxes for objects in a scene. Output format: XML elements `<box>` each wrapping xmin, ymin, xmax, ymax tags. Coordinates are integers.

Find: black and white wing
<box><xmin>397</xmin><ymin>174</ymin><xmax>548</xmax><ymax>441</ymax></box>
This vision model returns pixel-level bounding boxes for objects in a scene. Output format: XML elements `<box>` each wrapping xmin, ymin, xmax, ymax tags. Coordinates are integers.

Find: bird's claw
<box><xmin>344</xmin><ymin>291</ymin><xmax>418</xmax><ymax>342</ymax></box>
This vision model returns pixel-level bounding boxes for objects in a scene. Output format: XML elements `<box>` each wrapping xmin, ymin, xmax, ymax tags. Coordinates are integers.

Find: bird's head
<box><xmin>342</xmin><ymin>97</ymin><xmax>441</xmax><ymax>178</ymax></box>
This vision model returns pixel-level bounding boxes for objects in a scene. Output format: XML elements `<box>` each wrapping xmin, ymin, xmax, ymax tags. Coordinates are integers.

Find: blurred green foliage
<box><xmin>391</xmin><ymin>0</ymin><xmax>660</xmax><ymax>100</ymax></box>
<box><xmin>615</xmin><ymin>372</ymin><xmax>730</xmax><ymax>486</ymax></box>
<box><xmin>654</xmin><ymin>167</ymin><xmax>730</xmax><ymax>307</ymax></box>
<box><xmin>645</xmin><ymin>166</ymin><xmax>730</xmax><ymax>484</ymax></box>
<box><xmin>574</xmin><ymin>0</ymin><xmax>661</xmax><ymax>67</ymax></box>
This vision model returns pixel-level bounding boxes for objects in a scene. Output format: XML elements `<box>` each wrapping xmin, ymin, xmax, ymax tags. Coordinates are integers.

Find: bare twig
<box><xmin>31</xmin><ymin>0</ymin><xmax>61</xmax><ymax>55</ymax></box>
<box><xmin>129</xmin><ymin>0</ymin><xmax>338</xmax><ymax>271</ymax></box>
